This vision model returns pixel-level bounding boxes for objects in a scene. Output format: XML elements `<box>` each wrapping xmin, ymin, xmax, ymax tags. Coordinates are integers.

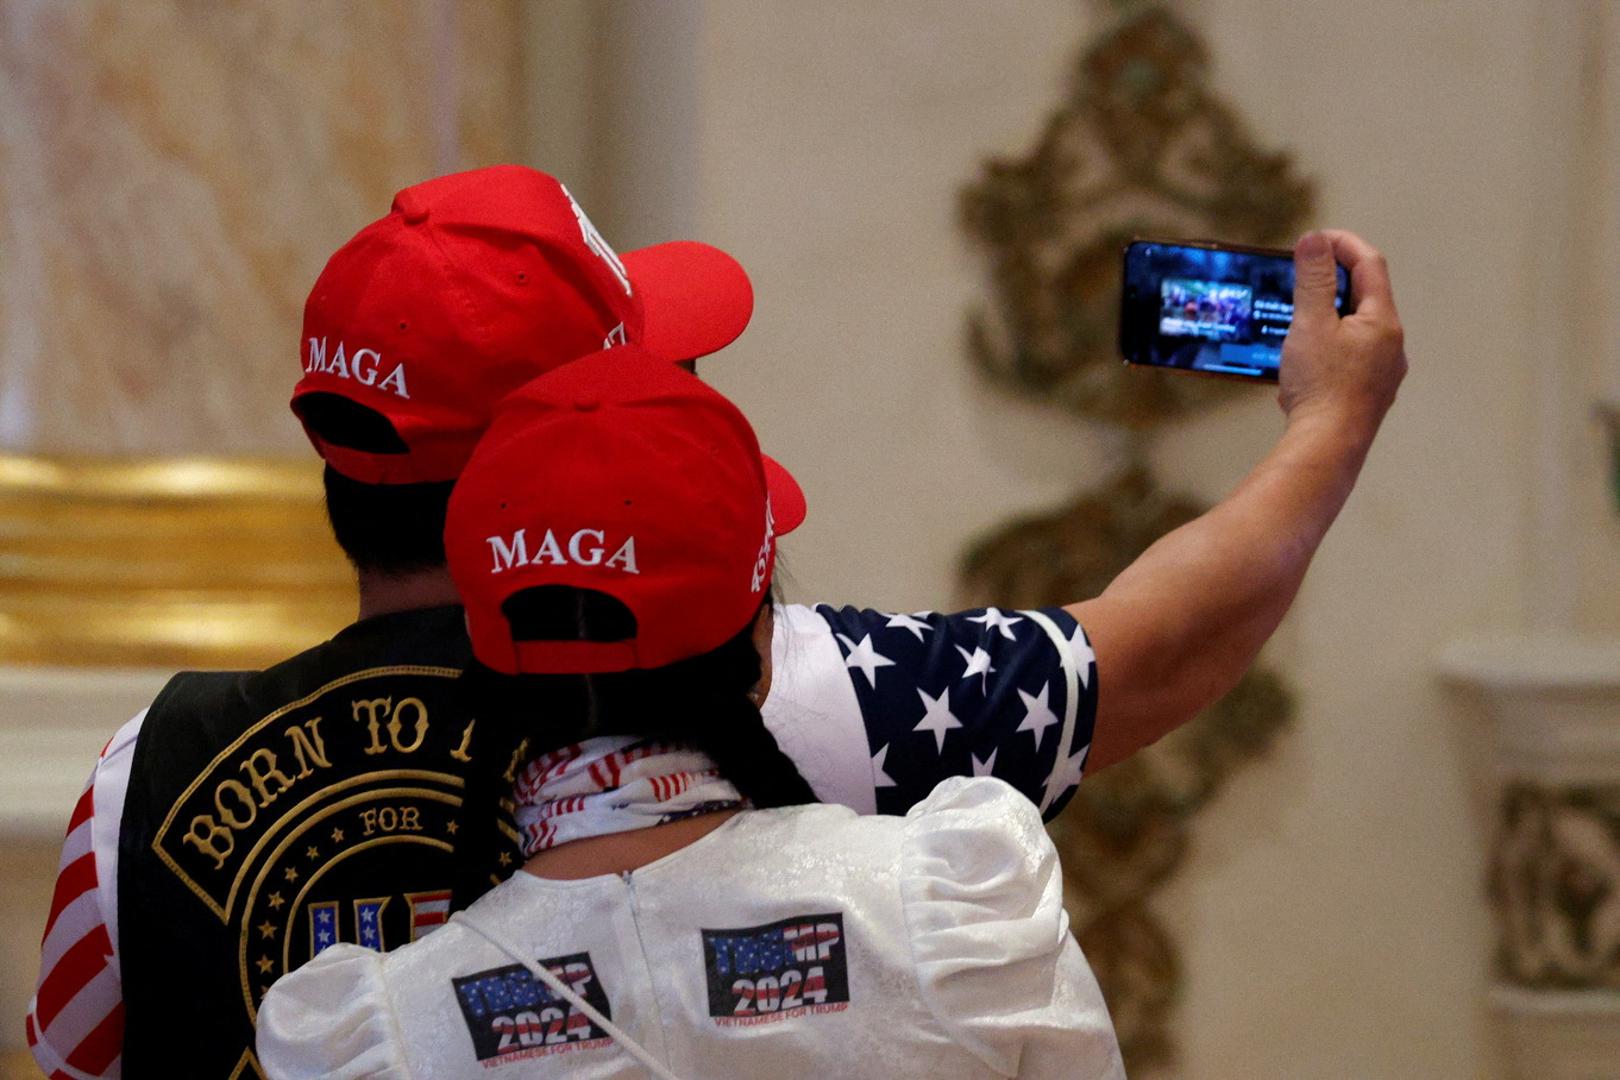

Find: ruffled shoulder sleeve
<box><xmin>900</xmin><ymin>777</ymin><xmax>1123</xmax><ymax>1079</ymax></box>
<box><xmin>256</xmin><ymin>943</ymin><xmax>409</xmax><ymax>1080</ymax></box>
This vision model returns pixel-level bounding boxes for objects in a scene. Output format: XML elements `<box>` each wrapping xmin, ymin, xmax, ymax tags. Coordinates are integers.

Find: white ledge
<box><xmin>1491</xmin><ymin>985</ymin><xmax>1620</xmax><ymax>1078</ymax></box>
<box><xmin>1493</xmin><ymin>985</ymin><xmax>1620</xmax><ymax>1016</ymax></box>
<box><xmin>1438</xmin><ymin>635</ymin><xmax>1620</xmax><ymax>692</ymax></box>
<box><xmin>1438</xmin><ymin>635</ymin><xmax>1620</xmax><ymax>785</ymax></box>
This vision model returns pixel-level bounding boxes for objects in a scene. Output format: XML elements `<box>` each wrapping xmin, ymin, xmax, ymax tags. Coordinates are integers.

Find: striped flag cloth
<box><xmin>27</xmin><ymin>768</ymin><xmax>124</xmax><ymax>1079</ymax></box>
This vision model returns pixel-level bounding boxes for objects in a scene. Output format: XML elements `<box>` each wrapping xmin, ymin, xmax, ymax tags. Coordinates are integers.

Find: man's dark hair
<box><xmin>297</xmin><ymin>390</ymin><xmax>452</xmax><ymax>575</ymax></box>
<box><xmin>321</xmin><ymin>465</ymin><xmax>455</xmax><ymax>576</ymax></box>
<box><xmin>450</xmin><ymin>588</ymin><xmax>813</xmax><ymax>905</ymax></box>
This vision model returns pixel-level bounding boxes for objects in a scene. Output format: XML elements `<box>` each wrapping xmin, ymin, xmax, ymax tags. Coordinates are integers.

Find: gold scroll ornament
<box><xmin>958</xmin><ymin>2</ymin><xmax>1311</xmax><ymax>1073</ymax></box>
<box><xmin>0</xmin><ymin>454</ymin><xmax>354</xmax><ymax>668</ymax></box>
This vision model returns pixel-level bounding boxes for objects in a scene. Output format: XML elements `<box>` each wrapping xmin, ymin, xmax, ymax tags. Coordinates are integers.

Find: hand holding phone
<box><xmin>1277</xmin><ymin>230</ymin><xmax>1406</xmax><ymax>432</ymax></box>
<box><xmin>1118</xmin><ymin>238</ymin><xmax>1352</xmax><ymax>383</ymax></box>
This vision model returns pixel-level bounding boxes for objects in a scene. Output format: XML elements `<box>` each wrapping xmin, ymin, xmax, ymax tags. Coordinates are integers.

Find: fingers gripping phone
<box><xmin>1118</xmin><ymin>239</ymin><xmax>1352</xmax><ymax>383</ymax></box>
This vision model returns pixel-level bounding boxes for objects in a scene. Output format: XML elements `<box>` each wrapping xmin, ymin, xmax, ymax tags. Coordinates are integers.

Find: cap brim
<box><xmin>763</xmin><ymin>455</ymin><xmax>806</xmax><ymax>535</ymax></box>
<box><xmin>622</xmin><ymin>241</ymin><xmax>753</xmax><ymax>362</ymax></box>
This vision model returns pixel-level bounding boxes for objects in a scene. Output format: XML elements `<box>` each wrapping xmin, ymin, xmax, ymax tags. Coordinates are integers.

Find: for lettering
<box><xmin>360</xmin><ymin>805</ymin><xmax>425</xmax><ymax>836</ymax></box>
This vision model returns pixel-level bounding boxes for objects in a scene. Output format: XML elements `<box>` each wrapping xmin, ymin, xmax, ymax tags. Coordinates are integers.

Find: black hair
<box><xmin>321</xmin><ymin>465</ymin><xmax>454</xmax><ymax>576</ymax></box>
<box><xmin>296</xmin><ymin>391</ymin><xmax>452</xmax><ymax>575</ymax></box>
<box><xmin>450</xmin><ymin>587</ymin><xmax>815</xmax><ymax>906</ymax></box>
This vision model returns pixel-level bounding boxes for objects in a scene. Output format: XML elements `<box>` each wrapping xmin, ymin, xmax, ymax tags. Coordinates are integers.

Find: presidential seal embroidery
<box><xmin>147</xmin><ymin>667</ymin><xmax>504</xmax><ymax>1024</ymax></box>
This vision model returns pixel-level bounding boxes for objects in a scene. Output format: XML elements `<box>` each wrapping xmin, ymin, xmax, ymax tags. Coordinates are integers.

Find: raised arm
<box><xmin>1073</xmin><ymin>230</ymin><xmax>1407</xmax><ymax>771</ymax></box>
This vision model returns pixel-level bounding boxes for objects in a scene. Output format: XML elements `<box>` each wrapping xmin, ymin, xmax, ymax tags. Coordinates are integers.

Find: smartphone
<box><xmin>1118</xmin><ymin>239</ymin><xmax>1351</xmax><ymax>382</ymax></box>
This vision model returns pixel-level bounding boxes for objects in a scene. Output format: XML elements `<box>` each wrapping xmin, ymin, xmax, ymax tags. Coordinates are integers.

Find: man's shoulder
<box><xmin>143</xmin><ymin>668</ymin><xmax>252</xmax><ymax>721</ymax></box>
<box><xmin>120</xmin><ymin>604</ymin><xmax>476</xmax><ymax>839</ymax></box>
<box><xmin>114</xmin><ymin>607</ymin><xmax>484</xmax><ymax>1016</ymax></box>
<box><xmin>139</xmin><ymin>605</ymin><xmax>471</xmax><ymax>739</ymax></box>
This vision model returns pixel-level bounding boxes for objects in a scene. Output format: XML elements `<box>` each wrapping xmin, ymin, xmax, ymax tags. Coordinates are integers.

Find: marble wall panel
<box><xmin>0</xmin><ymin>0</ymin><xmax>523</xmax><ymax>455</ymax></box>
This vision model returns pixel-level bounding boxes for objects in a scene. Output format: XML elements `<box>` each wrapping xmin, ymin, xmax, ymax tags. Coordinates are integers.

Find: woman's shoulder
<box><xmin>738</xmin><ymin>776</ymin><xmax>1039</xmax><ymax>831</ymax></box>
<box><xmin>256</xmin><ymin>877</ymin><xmax>556</xmax><ymax>1076</ymax></box>
<box><xmin>897</xmin><ymin>776</ymin><xmax>1057</xmax><ymax>911</ymax></box>
<box><xmin>256</xmin><ymin>944</ymin><xmax>408</xmax><ymax>1079</ymax></box>
<box><xmin>716</xmin><ymin>777</ymin><xmax>1045</xmax><ymax>864</ymax></box>
<box><xmin>740</xmin><ymin>780</ymin><xmax>1098</xmax><ymax>1076</ymax></box>
<box><xmin>897</xmin><ymin>778</ymin><xmax>1081</xmax><ymax>1073</ymax></box>
<box><xmin>903</xmin><ymin>773</ymin><xmax>1046</xmax><ymax>823</ymax></box>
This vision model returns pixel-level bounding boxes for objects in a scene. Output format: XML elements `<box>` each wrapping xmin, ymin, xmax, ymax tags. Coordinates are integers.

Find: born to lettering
<box><xmin>305</xmin><ymin>336</ymin><xmax>410</xmax><ymax>399</ymax></box>
<box><xmin>352</xmin><ymin>696</ymin><xmax>431</xmax><ymax>756</ymax></box>
<box><xmin>180</xmin><ymin>718</ymin><xmax>332</xmax><ymax>870</ymax></box>
<box><xmin>486</xmin><ymin>528</ymin><xmax>639</xmax><ymax>576</ymax></box>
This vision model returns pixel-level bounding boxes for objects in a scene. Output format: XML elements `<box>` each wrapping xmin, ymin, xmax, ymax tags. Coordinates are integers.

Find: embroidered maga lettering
<box><xmin>750</xmin><ymin>497</ymin><xmax>776</xmax><ymax>593</ymax></box>
<box><xmin>486</xmin><ymin>527</ymin><xmax>639</xmax><ymax>575</ymax></box>
<box><xmin>560</xmin><ymin>184</ymin><xmax>631</xmax><ymax>297</ymax></box>
<box><xmin>305</xmin><ymin>337</ymin><xmax>410</xmax><ymax>399</ymax></box>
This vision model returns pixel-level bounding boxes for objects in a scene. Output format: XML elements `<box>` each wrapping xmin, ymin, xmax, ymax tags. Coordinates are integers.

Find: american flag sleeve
<box><xmin>812</xmin><ymin>605</ymin><xmax>1097</xmax><ymax>820</ymax></box>
<box><xmin>27</xmin><ymin>763</ymin><xmax>124</xmax><ymax>1079</ymax></box>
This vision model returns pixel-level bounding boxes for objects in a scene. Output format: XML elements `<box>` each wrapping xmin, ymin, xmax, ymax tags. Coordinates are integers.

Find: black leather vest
<box><xmin>117</xmin><ymin>606</ymin><xmax>519</xmax><ymax>1078</ymax></box>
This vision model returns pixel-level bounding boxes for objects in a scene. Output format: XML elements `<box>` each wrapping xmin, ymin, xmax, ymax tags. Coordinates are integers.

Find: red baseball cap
<box><xmin>445</xmin><ymin>345</ymin><xmax>805</xmax><ymax>676</ymax></box>
<box><xmin>291</xmin><ymin>165</ymin><xmax>754</xmax><ymax>484</ymax></box>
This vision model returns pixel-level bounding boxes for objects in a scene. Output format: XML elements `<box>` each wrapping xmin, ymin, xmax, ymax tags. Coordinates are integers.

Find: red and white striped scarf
<box><xmin>511</xmin><ymin>736</ymin><xmax>744</xmax><ymax>855</ymax></box>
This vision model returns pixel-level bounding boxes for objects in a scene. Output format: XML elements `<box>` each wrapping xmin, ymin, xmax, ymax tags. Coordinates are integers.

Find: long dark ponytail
<box><xmin>450</xmin><ymin>590</ymin><xmax>814</xmax><ymax>908</ymax></box>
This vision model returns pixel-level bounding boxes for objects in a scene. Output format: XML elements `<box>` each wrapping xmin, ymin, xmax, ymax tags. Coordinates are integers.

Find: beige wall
<box><xmin>0</xmin><ymin>0</ymin><xmax>524</xmax><ymax>455</ymax></box>
<box><xmin>579</xmin><ymin>1</ymin><xmax>1608</xmax><ymax>1076</ymax></box>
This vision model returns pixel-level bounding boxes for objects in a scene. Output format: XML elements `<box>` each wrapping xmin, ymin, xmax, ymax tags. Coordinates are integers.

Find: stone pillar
<box><xmin>1440</xmin><ymin>639</ymin><xmax>1620</xmax><ymax>1077</ymax></box>
<box><xmin>1438</xmin><ymin>6</ymin><xmax>1620</xmax><ymax>1076</ymax></box>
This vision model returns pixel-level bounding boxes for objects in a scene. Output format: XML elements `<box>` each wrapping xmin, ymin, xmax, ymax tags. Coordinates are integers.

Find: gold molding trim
<box><xmin>0</xmin><ymin>453</ymin><xmax>355</xmax><ymax>668</ymax></box>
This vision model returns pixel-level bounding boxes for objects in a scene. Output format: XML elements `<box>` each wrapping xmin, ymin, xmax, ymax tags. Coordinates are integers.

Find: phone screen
<box><xmin>1118</xmin><ymin>240</ymin><xmax>1351</xmax><ymax>382</ymax></box>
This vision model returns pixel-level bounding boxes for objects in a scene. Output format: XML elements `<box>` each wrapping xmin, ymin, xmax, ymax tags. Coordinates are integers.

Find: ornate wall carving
<box><xmin>1491</xmin><ymin>782</ymin><xmax>1620</xmax><ymax>991</ymax></box>
<box><xmin>958</xmin><ymin>2</ymin><xmax>1313</xmax><ymax>1071</ymax></box>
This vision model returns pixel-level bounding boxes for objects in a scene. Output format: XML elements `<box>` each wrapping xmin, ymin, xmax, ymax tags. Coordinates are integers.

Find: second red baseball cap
<box><xmin>445</xmin><ymin>344</ymin><xmax>805</xmax><ymax>676</ymax></box>
<box><xmin>292</xmin><ymin>165</ymin><xmax>754</xmax><ymax>484</ymax></box>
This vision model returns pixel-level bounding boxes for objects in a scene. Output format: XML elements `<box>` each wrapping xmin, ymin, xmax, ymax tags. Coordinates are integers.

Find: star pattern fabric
<box><xmin>816</xmin><ymin>605</ymin><xmax>1098</xmax><ymax>820</ymax></box>
<box><xmin>835</xmin><ymin>632</ymin><xmax>897</xmax><ymax>689</ymax></box>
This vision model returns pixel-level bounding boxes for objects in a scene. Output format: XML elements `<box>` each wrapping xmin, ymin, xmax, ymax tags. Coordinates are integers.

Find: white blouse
<box><xmin>256</xmin><ymin>777</ymin><xmax>1123</xmax><ymax>1079</ymax></box>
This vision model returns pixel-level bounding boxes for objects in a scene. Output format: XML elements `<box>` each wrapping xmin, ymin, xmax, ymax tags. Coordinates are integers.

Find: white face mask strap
<box><xmin>450</xmin><ymin>911</ymin><xmax>685</xmax><ymax>1080</ymax></box>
